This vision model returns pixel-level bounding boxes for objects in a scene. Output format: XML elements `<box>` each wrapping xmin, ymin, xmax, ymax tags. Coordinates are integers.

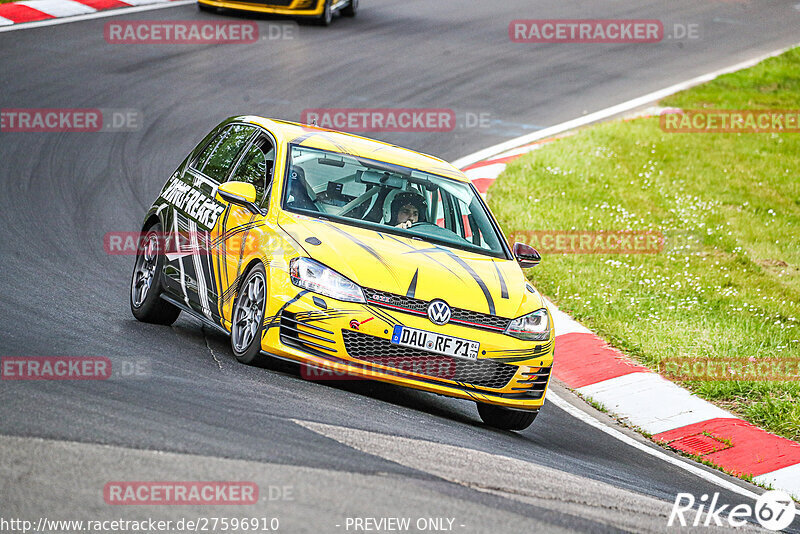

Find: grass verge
<box><xmin>490</xmin><ymin>47</ymin><xmax>800</xmax><ymax>441</ymax></box>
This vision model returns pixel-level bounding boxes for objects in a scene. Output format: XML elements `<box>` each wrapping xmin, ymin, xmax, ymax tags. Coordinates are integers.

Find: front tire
<box><xmin>315</xmin><ymin>0</ymin><xmax>333</xmax><ymax>25</ymax></box>
<box><xmin>130</xmin><ymin>223</ymin><xmax>181</xmax><ymax>325</ymax></box>
<box><xmin>230</xmin><ymin>263</ymin><xmax>268</xmax><ymax>364</ymax></box>
<box><xmin>477</xmin><ymin>403</ymin><xmax>538</xmax><ymax>431</ymax></box>
<box><xmin>197</xmin><ymin>1</ymin><xmax>217</xmax><ymax>12</ymax></box>
<box><xmin>341</xmin><ymin>0</ymin><xmax>357</xmax><ymax>17</ymax></box>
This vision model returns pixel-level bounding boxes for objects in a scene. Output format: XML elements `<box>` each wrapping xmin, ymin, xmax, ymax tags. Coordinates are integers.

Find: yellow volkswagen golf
<box><xmin>197</xmin><ymin>0</ymin><xmax>357</xmax><ymax>26</ymax></box>
<box><xmin>131</xmin><ymin>116</ymin><xmax>553</xmax><ymax>430</ymax></box>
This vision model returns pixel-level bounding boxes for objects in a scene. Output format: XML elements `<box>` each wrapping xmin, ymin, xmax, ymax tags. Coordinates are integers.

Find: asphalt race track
<box><xmin>2</xmin><ymin>0</ymin><xmax>800</xmax><ymax>531</ymax></box>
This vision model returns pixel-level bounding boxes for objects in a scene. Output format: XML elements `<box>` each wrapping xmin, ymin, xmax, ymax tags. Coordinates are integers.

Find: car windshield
<box><xmin>282</xmin><ymin>145</ymin><xmax>509</xmax><ymax>258</ymax></box>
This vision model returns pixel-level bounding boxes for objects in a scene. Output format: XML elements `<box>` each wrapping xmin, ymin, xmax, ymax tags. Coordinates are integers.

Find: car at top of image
<box><xmin>130</xmin><ymin>115</ymin><xmax>554</xmax><ymax>431</ymax></box>
<box><xmin>197</xmin><ymin>0</ymin><xmax>357</xmax><ymax>26</ymax></box>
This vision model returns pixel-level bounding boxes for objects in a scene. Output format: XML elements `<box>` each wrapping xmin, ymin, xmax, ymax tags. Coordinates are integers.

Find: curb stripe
<box><xmin>462</xmin><ymin>162</ymin><xmax>507</xmax><ymax>179</ymax></box>
<box><xmin>470</xmin><ymin>177</ymin><xmax>498</xmax><ymax>195</ymax></box>
<box><xmin>553</xmin><ymin>332</ymin><xmax>650</xmax><ymax>389</ymax></box>
<box><xmin>0</xmin><ymin>0</ymin><xmax>188</xmax><ymax>28</ymax></box>
<box><xmin>0</xmin><ymin>3</ymin><xmax>54</xmax><ymax>21</ymax></box>
<box><xmin>15</xmin><ymin>0</ymin><xmax>95</xmax><ymax>16</ymax></box>
<box><xmin>653</xmin><ymin>418</ymin><xmax>800</xmax><ymax>477</ymax></box>
<box><xmin>547</xmin><ymin>295</ymin><xmax>800</xmax><ymax>494</ymax></box>
<box><xmin>462</xmin><ymin>154</ymin><xmax>528</xmax><ymax>171</ymax></box>
<box><xmin>0</xmin><ymin>1</ymin><xmax>193</xmax><ymax>32</ymax></box>
<box><xmin>484</xmin><ymin>141</ymin><xmax>552</xmax><ymax>162</ymax></box>
<box><xmin>74</xmin><ymin>0</ymin><xmax>128</xmax><ymax>9</ymax></box>
<box><xmin>121</xmin><ymin>0</ymin><xmax>174</xmax><ymax>6</ymax></box>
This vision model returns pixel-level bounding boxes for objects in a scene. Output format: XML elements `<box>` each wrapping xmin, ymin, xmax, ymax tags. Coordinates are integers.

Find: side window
<box><xmin>440</xmin><ymin>189</ymin><xmax>482</xmax><ymax>246</ymax></box>
<box><xmin>228</xmin><ymin>135</ymin><xmax>275</xmax><ymax>205</ymax></box>
<box><xmin>192</xmin><ymin>124</ymin><xmax>255</xmax><ymax>182</ymax></box>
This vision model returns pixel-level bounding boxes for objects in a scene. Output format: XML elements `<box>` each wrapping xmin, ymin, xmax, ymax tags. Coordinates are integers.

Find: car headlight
<box><xmin>289</xmin><ymin>257</ymin><xmax>365</xmax><ymax>303</ymax></box>
<box><xmin>505</xmin><ymin>308</ymin><xmax>550</xmax><ymax>341</ymax></box>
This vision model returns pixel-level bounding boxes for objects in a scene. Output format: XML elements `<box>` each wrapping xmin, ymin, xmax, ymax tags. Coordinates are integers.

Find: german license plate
<box><xmin>390</xmin><ymin>325</ymin><xmax>479</xmax><ymax>361</ymax></box>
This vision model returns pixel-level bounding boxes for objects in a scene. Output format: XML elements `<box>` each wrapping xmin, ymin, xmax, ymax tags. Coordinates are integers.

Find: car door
<box><xmin>162</xmin><ymin>122</ymin><xmax>257</xmax><ymax>320</ymax></box>
<box><xmin>212</xmin><ymin>131</ymin><xmax>276</xmax><ymax>326</ymax></box>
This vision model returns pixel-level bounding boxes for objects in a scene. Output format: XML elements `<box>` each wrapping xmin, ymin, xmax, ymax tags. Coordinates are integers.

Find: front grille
<box><xmin>244</xmin><ymin>0</ymin><xmax>293</xmax><ymax>6</ymax></box>
<box><xmin>363</xmin><ymin>288</ymin><xmax>512</xmax><ymax>333</ymax></box>
<box><xmin>342</xmin><ymin>330</ymin><xmax>518</xmax><ymax>390</ymax></box>
<box><xmin>242</xmin><ymin>0</ymin><xmax>315</xmax><ymax>6</ymax></box>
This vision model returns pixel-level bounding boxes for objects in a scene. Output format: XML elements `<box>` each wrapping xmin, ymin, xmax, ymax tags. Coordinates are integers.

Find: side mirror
<box><xmin>216</xmin><ymin>182</ymin><xmax>263</xmax><ymax>215</ymax></box>
<box><xmin>513</xmin><ymin>242</ymin><xmax>541</xmax><ymax>268</ymax></box>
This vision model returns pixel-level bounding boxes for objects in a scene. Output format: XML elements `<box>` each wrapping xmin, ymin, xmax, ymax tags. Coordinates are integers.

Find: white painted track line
<box><xmin>545</xmin><ymin>297</ymin><xmax>592</xmax><ymax>335</ymax></box>
<box><xmin>292</xmin><ymin>418</ymin><xmax>721</xmax><ymax>532</ymax></box>
<box><xmin>451</xmin><ymin>45</ymin><xmax>798</xmax><ymax>170</ymax></box>
<box><xmin>463</xmin><ymin>163</ymin><xmax>507</xmax><ymax>182</ymax></box>
<box><xmin>755</xmin><ymin>464</ymin><xmax>800</xmax><ymax>500</ymax></box>
<box><xmin>547</xmin><ymin>391</ymin><xmax>760</xmax><ymax>500</ymax></box>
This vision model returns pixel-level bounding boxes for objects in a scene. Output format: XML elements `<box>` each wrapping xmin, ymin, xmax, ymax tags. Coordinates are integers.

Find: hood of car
<box><xmin>278</xmin><ymin>212</ymin><xmax>544</xmax><ymax>319</ymax></box>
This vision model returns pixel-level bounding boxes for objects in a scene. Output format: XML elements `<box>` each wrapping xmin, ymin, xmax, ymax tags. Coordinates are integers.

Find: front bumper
<box><xmin>197</xmin><ymin>0</ymin><xmax>324</xmax><ymax>16</ymax></box>
<box><xmin>261</xmin><ymin>290</ymin><xmax>554</xmax><ymax>411</ymax></box>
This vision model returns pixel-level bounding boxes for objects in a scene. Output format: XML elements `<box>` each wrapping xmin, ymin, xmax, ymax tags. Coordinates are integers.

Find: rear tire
<box><xmin>230</xmin><ymin>263</ymin><xmax>268</xmax><ymax>365</ymax></box>
<box><xmin>130</xmin><ymin>223</ymin><xmax>181</xmax><ymax>325</ymax></box>
<box><xmin>341</xmin><ymin>0</ymin><xmax>357</xmax><ymax>17</ymax></box>
<box><xmin>477</xmin><ymin>403</ymin><xmax>538</xmax><ymax>431</ymax></box>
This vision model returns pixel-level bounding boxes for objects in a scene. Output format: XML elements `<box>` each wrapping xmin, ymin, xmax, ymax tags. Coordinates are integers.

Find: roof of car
<box><xmin>239</xmin><ymin>116</ymin><xmax>469</xmax><ymax>182</ymax></box>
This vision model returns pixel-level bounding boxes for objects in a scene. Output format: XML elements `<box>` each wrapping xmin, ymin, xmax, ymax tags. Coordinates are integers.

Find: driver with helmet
<box><xmin>387</xmin><ymin>191</ymin><xmax>428</xmax><ymax>229</ymax></box>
